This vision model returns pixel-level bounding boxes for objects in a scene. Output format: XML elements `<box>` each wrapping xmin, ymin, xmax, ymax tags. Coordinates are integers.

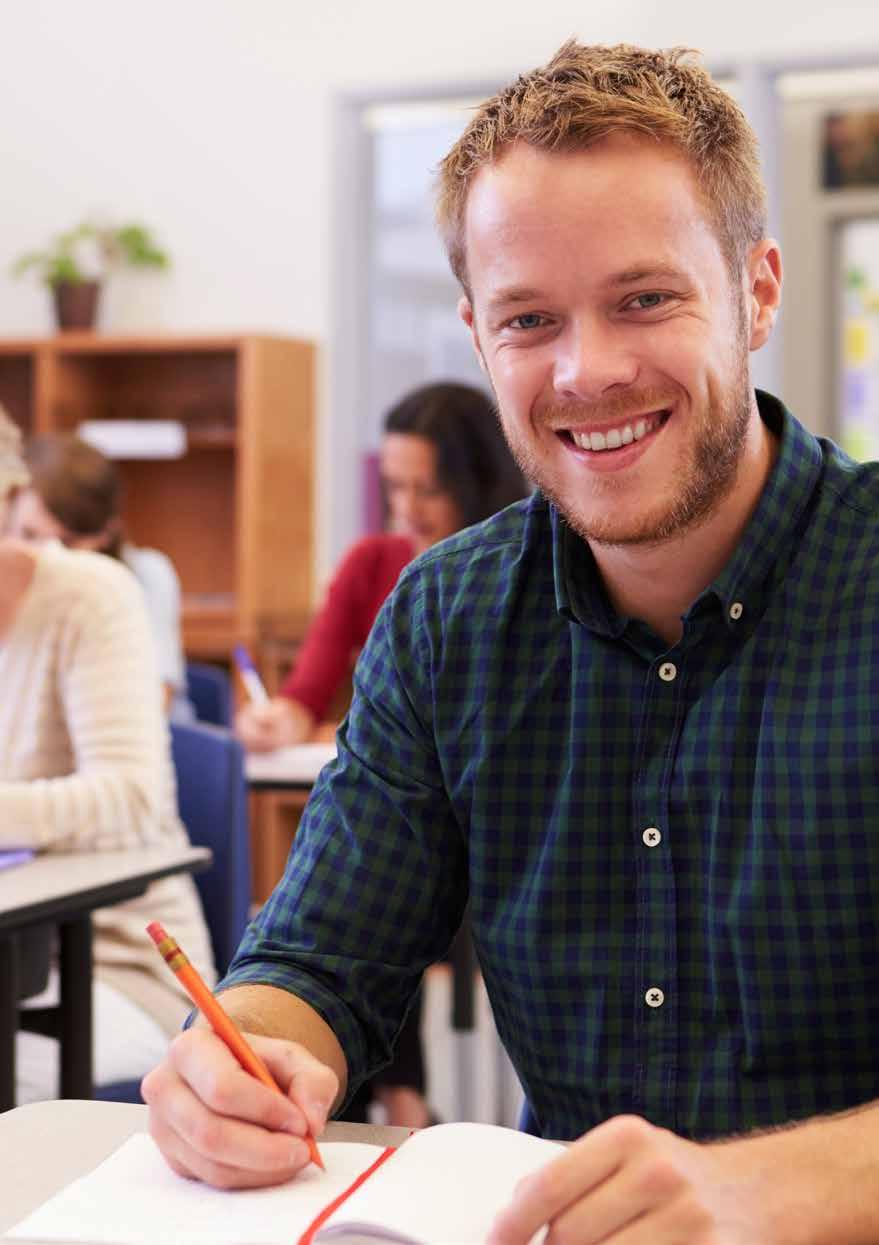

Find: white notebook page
<box><xmin>7</xmin><ymin>1133</ymin><xmax>386</xmax><ymax>1245</ymax></box>
<box><xmin>321</xmin><ymin>1122</ymin><xmax>564</xmax><ymax>1244</ymax></box>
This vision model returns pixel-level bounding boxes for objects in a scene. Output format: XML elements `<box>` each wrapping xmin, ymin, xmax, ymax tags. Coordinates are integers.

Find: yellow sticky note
<box><xmin>845</xmin><ymin>319</ymin><xmax>870</xmax><ymax>365</ymax></box>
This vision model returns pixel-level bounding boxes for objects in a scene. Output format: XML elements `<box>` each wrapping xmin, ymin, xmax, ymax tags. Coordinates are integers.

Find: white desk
<box><xmin>0</xmin><ymin>1100</ymin><xmax>411</xmax><ymax>1243</ymax></box>
<box><xmin>0</xmin><ymin>846</ymin><xmax>211</xmax><ymax>1110</ymax></box>
<box><xmin>245</xmin><ymin>743</ymin><xmax>336</xmax><ymax>791</ymax></box>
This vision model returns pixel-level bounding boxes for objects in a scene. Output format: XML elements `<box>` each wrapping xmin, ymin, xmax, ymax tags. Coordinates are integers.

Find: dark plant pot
<box><xmin>52</xmin><ymin>280</ymin><xmax>101</xmax><ymax>331</ymax></box>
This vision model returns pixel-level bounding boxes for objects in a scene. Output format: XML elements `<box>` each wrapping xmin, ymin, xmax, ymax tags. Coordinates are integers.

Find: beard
<box><xmin>496</xmin><ymin>336</ymin><xmax>753</xmax><ymax>549</ymax></box>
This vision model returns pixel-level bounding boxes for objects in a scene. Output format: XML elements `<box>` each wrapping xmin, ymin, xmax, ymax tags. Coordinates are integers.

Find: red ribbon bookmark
<box><xmin>297</xmin><ymin>1145</ymin><xmax>397</xmax><ymax>1245</ymax></box>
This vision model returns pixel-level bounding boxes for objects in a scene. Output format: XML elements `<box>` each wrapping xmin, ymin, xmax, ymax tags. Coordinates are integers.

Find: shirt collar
<box><xmin>552</xmin><ymin>390</ymin><xmax>825</xmax><ymax>638</ymax></box>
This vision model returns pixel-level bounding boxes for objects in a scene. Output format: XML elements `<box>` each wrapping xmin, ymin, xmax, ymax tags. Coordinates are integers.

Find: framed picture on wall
<box><xmin>823</xmin><ymin>109</ymin><xmax>879</xmax><ymax>188</ymax></box>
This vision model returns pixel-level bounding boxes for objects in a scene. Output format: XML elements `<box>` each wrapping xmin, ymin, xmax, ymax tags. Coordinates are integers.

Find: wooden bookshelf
<box><xmin>0</xmin><ymin>333</ymin><xmax>315</xmax><ymax>660</ymax></box>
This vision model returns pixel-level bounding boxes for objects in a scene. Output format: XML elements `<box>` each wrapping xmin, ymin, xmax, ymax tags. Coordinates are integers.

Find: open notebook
<box><xmin>8</xmin><ymin>1122</ymin><xmax>564</xmax><ymax>1245</ymax></box>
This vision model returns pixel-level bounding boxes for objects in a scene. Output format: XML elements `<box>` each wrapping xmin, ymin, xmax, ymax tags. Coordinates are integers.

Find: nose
<box><xmin>552</xmin><ymin>316</ymin><xmax>639</xmax><ymax>402</ymax></box>
<box><xmin>390</xmin><ymin>486</ymin><xmax>420</xmax><ymax>529</ymax></box>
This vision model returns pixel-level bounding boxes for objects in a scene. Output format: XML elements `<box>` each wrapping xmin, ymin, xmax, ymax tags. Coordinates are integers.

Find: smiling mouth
<box><xmin>560</xmin><ymin>409</ymin><xmax>671</xmax><ymax>452</ymax></box>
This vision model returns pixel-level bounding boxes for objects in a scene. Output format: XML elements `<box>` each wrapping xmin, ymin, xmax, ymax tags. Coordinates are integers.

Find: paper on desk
<box><xmin>7</xmin><ymin>1132</ymin><xmax>384</xmax><ymax>1245</ymax></box>
<box><xmin>245</xmin><ymin>742</ymin><xmax>336</xmax><ymax>785</ymax></box>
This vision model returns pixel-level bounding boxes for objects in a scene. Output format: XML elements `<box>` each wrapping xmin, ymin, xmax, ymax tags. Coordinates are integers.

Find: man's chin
<box><xmin>559</xmin><ymin>501</ymin><xmax>692</xmax><ymax>549</ymax></box>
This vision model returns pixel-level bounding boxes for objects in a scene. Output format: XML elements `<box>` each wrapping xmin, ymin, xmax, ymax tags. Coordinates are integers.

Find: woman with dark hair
<box><xmin>236</xmin><ymin>380</ymin><xmax>525</xmax><ymax>753</ymax></box>
<box><xmin>235</xmin><ymin>379</ymin><xmax>526</xmax><ymax>1128</ymax></box>
<box><xmin>382</xmin><ymin>380</ymin><xmax>527</xmax><ymax>532</ymax></box>
<box><xmin>7</xmin><ymin>435</ymin><xmax>188</xmax><ymax>717</ymax></box>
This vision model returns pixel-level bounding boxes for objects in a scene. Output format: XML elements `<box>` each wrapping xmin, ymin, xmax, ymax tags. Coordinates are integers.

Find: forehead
<box><xmin>463</xmin><ymin>135</ymin><xmax>725</xmax><ymax>301</ymax></box>
<box><xmin>380</xmin><ymin>433</ymin><xmax>438</xmax><ymax>479</ymax></box>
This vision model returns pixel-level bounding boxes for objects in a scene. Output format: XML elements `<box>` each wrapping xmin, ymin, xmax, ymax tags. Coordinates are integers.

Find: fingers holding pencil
<box><xmin>142</xmin><ymin>1029</ymin><xmax>322</xmax><ymax>1190</ymax></box>
<box><xmin>143</xmin><ymin>922</ymin><xmax>338</xmax><ymax>1189</ymax></box>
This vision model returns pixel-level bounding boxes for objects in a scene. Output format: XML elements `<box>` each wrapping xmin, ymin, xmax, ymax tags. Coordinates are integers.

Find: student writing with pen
<box><xmin>235</xmin><ymin>381</ymin><xmax>526</xmax><ymax>755</ymax></box>
<box><xmin>145</xmin><ymin>43</ymin><xmax>879</xmax><ymax>1242</ymax></box>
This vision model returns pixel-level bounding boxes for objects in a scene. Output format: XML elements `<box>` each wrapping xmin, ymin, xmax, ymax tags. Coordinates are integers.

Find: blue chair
<box><xmin>186</xmin><ymin>661</ymin><xmax>233</xmax><ymax>728</ymax></box>
<box><xmin>518</xmin><ymin>1099</ymin><xmax>541</xmax><ymax>1136</ymax></box>
<box><xmin>94</xmin><ymin>721</ymin><xmax>251</xmax><ymax>1102</ymax></box>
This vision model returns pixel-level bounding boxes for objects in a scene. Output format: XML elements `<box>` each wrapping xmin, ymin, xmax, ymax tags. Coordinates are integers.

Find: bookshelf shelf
<box><xmin>0</xmin><ymin>333</ymin><xmax>315</xmax><ymax>661</ymax></box>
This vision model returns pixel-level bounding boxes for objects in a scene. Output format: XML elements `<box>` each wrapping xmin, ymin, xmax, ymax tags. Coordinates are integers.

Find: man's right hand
<box><xmin>234</xmin><ymin>696</ymin><xmax>309</xmax><ymax>753</ymax></box>
<box><xmin>141</xmin><ymin>1027</ymin><xmax>339</xmax><ymax>1189</ymax></box>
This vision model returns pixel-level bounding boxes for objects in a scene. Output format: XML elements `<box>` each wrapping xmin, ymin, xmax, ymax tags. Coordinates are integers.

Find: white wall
<box><xmin>5</xmin><ymin>0</ymin><xmax>879</xmax><ymax>338</ymax></box>
<box><xmin>3</xmin><ymin>0</ymin><xmax>879</xmax><ymax>575</ymax></box>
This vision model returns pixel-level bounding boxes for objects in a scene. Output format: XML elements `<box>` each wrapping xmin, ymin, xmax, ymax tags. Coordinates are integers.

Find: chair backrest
<box><xmin>170</xmin><ymin>720</ymin><xmax>250</xmax><ymax>976</ymax></box>
<box><xmin>518</xmin><ymin>1099</ymin><xmax>541</xmax><ymax>1136</ymax></box>
<box><xmin>94</xmin><ymin>721</ymin><xmax>251</xmax><ymax>1101</ymax></box>
<box><xmin>186</xmin><ymin>661</ymin><xmax>233</xmax><ymax>728</ymax></box>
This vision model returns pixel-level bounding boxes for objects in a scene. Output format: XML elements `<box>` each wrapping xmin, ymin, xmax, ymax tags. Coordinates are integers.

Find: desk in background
<box><xmin>245</xmin><ymin>742</ymin><xmax>336</xmax><ymax>792</ymax></box>
<box><xmin>245</xmin><ymin>743</ymin><xmax>335</xmax><ymax>904</ymax></box>
<box><xmin>0</xmin><ymin>845</ymin><xmax>211</xmax><ymax>1111</ymax></box>
<box><xmin>0</xmin><ymin>1100</ymin><xmax>411</xmax><ymax>1242</ymax></box>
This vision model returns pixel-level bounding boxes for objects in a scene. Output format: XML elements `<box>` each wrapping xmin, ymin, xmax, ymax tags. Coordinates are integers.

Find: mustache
<box><xmin>536</xmin><ymin>387</ymin><xmax>678</xmax><ymax>429</ymax></box>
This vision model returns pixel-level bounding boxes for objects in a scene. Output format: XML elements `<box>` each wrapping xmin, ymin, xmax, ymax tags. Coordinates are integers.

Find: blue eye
<box><xmin>630</xmin><ymin>293</ymin><xmax>665</xmax><ymax>310</ymax></box>
<box><xmin>510</xmin><ymin>313</ymin><xmax>545</xmax><ymax>330</ymax></box>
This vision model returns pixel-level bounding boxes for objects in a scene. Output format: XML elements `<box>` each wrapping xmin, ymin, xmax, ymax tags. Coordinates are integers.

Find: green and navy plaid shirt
<box><xmin>225</xmin><ymin>391</ymin><xmax>879</xmax><ymax>1141</ymax></box>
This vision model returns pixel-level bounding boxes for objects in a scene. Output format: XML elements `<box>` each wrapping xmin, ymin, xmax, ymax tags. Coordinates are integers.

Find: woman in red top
<box><xmin>237</xmin><ymin>381</ymin><xmax>526</xmax><ymax>750</ymax></box>
<box><xmin>235</xmin><ymin>380</ymin><xmax>526</xmax><ymax>1126</ymax></box>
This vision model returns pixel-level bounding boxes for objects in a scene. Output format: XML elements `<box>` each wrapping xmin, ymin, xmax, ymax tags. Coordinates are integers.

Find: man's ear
<box><xmin>746</xmin><ymin>239</ymin><xmax>782</xmax><ymax>352</ymax></box>
<box><xmin>458</xmin><ymin>295</ymin><xmax>488</xmax><ymax>375</ymax></box>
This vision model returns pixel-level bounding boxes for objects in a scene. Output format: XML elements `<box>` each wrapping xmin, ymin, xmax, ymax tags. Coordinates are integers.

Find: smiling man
<box><xmin>145</xmin><ymin>44</ymin><xmax>879</xmax><ymax>1245</ymax></box>
<box><xmin>453</xmin><ymin>127</ymin><xmax>780</xmax><ymax>645</ymax></box>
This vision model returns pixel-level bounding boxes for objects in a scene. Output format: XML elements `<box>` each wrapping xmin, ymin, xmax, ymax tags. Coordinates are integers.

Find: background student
<box><xmin>0</xmin><ymin>410</ymin><xmax>215</xmax><ymax>1103</ymax></box>
<box><xmin>236</xmin><ymin>379</ymin><xmax>526</xmax><ymax>1130</ymax></box>
<box><xmin>7</xmin><ymin>433</ymin><xmax>190</xmax><ymax>718</ymax></box>
<box><xmin>236</xmin><ymin>379</ymin><xmax>527</xmax><ymax>752</ymax></box>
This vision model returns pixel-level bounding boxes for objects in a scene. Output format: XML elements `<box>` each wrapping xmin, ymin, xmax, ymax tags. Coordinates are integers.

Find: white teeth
<box><xmin>569</xmin><ymin>413</ymin><xmax>663</xmax><ymax>451</ymax></box>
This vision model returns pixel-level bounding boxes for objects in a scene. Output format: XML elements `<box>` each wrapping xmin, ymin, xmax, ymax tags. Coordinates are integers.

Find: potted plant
<box><xmin>11</xmin><ymin>222</ymin><xmax>170</xmax><ymax>331</ymax></box>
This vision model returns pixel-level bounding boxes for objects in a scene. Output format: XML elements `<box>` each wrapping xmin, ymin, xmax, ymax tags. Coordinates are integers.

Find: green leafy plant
<box><xmin>11</xmin><ymin>222</ymin><xmax>170</xmax><ymax>287</ymax></box>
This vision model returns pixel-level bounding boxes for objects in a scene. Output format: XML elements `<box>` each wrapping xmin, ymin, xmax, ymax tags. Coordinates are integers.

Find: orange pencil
<box><xmin>146</xmin><ymin>921</ymin><xmax>324</xmax><ymax>1170</ymax></box>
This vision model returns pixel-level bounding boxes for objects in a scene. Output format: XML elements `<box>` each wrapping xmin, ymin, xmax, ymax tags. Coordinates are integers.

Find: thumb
<box><xmin>250</xmin><ymin>1034</ymin><xmax>339</xmax><ymax>1136</ymax></box>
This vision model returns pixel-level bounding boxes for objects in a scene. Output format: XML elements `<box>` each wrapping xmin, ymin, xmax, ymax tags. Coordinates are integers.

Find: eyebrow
<box><xmin>486</xmin><ymin>286</ymin><xmax>542</xmax><ymax>310</ymax></box>
<box><xmin>486</xmin><ymin>266</ymin><xmax>689</xmax><ymax>310</ymax></box>
<box><xmin>606</xmin><ymin>265</ymin><xmax>688</xmax><ymax>287</ymax></box>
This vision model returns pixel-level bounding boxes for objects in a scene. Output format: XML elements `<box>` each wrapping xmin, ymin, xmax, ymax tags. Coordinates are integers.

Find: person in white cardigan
<box><xmin>0</xmin><ymin>408</ymin><xmax>215</xmax><ymax>1103</ymax></box>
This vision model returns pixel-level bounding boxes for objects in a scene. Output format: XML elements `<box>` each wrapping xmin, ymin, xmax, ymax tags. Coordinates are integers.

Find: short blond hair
<box><xmin>0</xmin><ymin>406</ymin><xmax>29</xmax><ymax>501</ymax></box>
<box><xmin>436</xmin><ymin>41</ymin><xmax>767</xmax><ymax>294</ymax></box>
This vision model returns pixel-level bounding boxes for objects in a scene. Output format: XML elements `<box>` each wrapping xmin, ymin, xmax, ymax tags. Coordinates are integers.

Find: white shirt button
<box><xmin>642</xmin><ymin>827</ymin><xmax>662</xmax><ymax>847</ymax></box>
<box><xmin>729</xmin><ymin>602</ymin><xmax>743</xmax><ymax>621</ymax></box>
<box><xmin>658</xmin><ymin>662</ymin><xmax>677</xmax><ymax>682</ymax></box>
<box><xmin>645</xmin><ymin>987</ymin><xmax>665</xmax><ymax>1008</ymax></box>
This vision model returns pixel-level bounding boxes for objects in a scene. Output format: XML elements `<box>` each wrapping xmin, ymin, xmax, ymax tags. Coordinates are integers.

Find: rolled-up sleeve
<box><xmin>219</xmin><ymin>568</ymin><xmax>468</xmax><ymax>1098</ymax></box>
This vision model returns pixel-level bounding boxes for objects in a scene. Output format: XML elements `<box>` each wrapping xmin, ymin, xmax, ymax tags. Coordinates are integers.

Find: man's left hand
<box><xmin>487</xmin><ymin>1114</ymin><xmax>762</xmax><ymax>1245</ymax></box>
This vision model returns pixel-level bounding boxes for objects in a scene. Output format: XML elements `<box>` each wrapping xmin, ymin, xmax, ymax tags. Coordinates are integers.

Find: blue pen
<box><xmin>233</xmin><ymin>644</ymin><xmax>270</xmax><ymax>705</ymax></box>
